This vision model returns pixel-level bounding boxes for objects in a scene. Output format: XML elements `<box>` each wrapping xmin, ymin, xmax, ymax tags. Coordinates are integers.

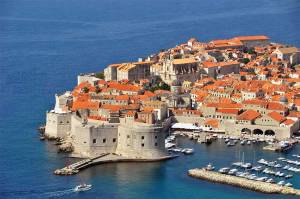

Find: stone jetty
<box><xmin>54</xmin><ymin>153</ymin><xmax>177</xmax><ymax>175</ymax></box>
<box><xmin>188</xmin><ymin>168</ymin><xmax>300</xmax><ymax>196</ymax></box>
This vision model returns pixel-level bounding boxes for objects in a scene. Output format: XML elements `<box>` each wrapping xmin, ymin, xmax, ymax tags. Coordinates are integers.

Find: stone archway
<box><xmin>253</xmin><ymin>129</ymin><xmax>263</xmax><ymax>135</ymax></box>
<box><xmin>241</xmin><ymin>128</ymin><xmax>251</xmax><ymax>135</ymax></box>
<box><xmin>265</xmin><ymin>129</ymin><xmax>275</xmax><ymax>136</ymax></box>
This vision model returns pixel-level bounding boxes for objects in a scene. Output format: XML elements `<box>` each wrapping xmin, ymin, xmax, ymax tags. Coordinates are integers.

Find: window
<box><xmin>127</xmin><ymin>135</ymin><xmax>130</xmax><ymax>139</ymax></box>
<box><xmin>141</xmin><ymin>143</ymin><xmax>144</xmax><ymax>147</ymax></box>
<box><xmin>103</xmin><ymin>138</ymin><xmax>106</xmax><ymax>143</ymax></box>
<box><xmin>155</xmin><ymin>143</ymin><xmax>158</xmax><ymax>146</ymax></box>
<box><xmin>141</xmin><ymin>136</ymin><xmax>144</xmax><ymax>140</ymax></box>
<box><xmin>113</xmin><ymin>138</ymin><xmax>116</xmax><ymax>143</ymax></box>
<box><xmin>155</xmin><ymin>136</ymin><xmax>157</xmax><ymax>139</ymax></box>
<box><xmin>93</xmin><ymin>139</ymin><xmax>96</xmax><ymax>143</ymax></box>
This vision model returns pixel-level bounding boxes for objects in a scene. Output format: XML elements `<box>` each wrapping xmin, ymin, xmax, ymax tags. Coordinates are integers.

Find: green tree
<box><xmin>95</xmin><ymin>72</ymin><xmax>105</xmax><ymax>79</ymax></box>
<box><xmin>241</xmin><ymin>58</ymin><xmax>250</xmax><ymax>64</ymax></box>
<box><xmin>82</xmin><ymin>87</ymin><xmax>89</xmax><ymax>93</ymax></box>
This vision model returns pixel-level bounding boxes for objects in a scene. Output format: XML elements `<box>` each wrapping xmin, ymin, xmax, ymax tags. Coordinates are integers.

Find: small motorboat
<box><xmin>252</xmin><ymin>166</ymin><xmax>263</xmax><ymax>172</ymax></box>
<box><xmin>277</xmin><ymin>181</ymin><xmax>285</xmax><ymax>186</ymax></box>
<box><xmin>240</xmin><ymin>140</ymin><xmax>245</xmax><ymax>145</ymax></box>
<box><xmin>228</xmin><ymin>168</ymin><xmax>238</xmax><ymax>175</ymax></box>
<box><xmin>218</xmin><ymin>167</ymin><xmax>230</xmax><ymax>174</ymax></box>
<box><xmin>274</xmin><ymin>164</ymin><xmax>282</xmax><ymax>168</ymax></box>
<box><xmin>285</xmin><ymin>174</ymin><xmax>293</xmax><ymax>178</ymax></box>
<box><xmin>74</xmin><ymin>184</ymin><xmax>92</xmax><ymax>192</ymax></box>
<box><xmin>266</xmin><ymin>178</ymin><xmax>275</xmax><ymax>183</ymax></box>
<box><xmin>205</xmin><ymin>163</ymin><xmax>215</xmax><ymax>171</ymax></box>
<box><xmin>241</xmin><ymin>163</ymin><xmax>252</xmax><ymax>169</ymax></box>
<box><xmin>247</xmin><ymin>140</ymin><xmax>251</xmax><ymax>145</ymax></box>
<box><xmin>283</xmin><ymin>165</ymin><xmax>290</xmax><ymax>170</ymax></box>
<box><xmin>232</xmin><ymin>162</ymin><xmax>243</xmax><ymax>167</ymax></box>
<box><xmin>227</xmin><ymin>142</ymin><xmax>235</xmax><ymax>147</ymax></box>
<box><xmin>258</xmin><ymin>159</ymin><xmax>268</xmax><ymax>165</ymax></box>
<box><xmin>285</xmin><ymin>182</ymin><xmax>293</xmax><ymax>187</ymax></box>
<box><xmin>182</xmin><ymin>148</ymin><xmax>194</xmax><ymax>155</ymax></box>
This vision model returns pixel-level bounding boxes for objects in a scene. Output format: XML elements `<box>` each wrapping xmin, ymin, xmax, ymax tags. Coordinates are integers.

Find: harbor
<box><xmin>164</xmin><ymin>134</ymin><xmax>300</xmax><ymax>196</ymax></box>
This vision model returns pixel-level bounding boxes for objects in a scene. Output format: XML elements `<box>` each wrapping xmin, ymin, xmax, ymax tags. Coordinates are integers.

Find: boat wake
<box><xmin>38</xmin><ymin>188</ymin><xmax>75</xmax><ymax>198</ymax></box>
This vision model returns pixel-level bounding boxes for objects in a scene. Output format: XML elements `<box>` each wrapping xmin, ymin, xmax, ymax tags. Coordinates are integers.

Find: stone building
<box><xmin>115</xmin><ymin>116</ymin><xmax>168</xmax><ymax>159</ymax></box>
<box><xmin>201</xmin><ymin>61</ymin><xmax>240</xmax><ymax>79</ymax></box>
<box><xmin>273</xmin><ymin>47</ymin><xmax>300</xmax><ymax>66</ymax></box>
<box><xmin>160</xmin><ymin>58</ymin><xmax>200</xmax><ymax>84</ymax></box>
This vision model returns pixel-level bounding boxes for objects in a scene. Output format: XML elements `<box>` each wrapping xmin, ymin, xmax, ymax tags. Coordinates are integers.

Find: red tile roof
<box><xmin>237</xmin><ymin>110</ymin><xmax>261</xmax><ymax>121</ymax></box>
<box><xmin>268</xmin><ymin>111</ymin><xmax>286</xmax><ymax>123</ymax></box>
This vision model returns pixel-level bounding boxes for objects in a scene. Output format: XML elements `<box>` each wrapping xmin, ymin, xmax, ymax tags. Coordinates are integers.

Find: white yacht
<box><xmin>277</xmin><ymin>181</ymin><xmax>285</xmax><ymax>186</ymax></box>
<box><xmin>74</xmin><ymin>184</ymin><xmax>92</xmax><ymax>192</ymax></box>
<box><xmin>182</xmin><ymin>148</ymin><xmax>194</xmax><ymax>154</ymax></box>
<box><xmin>205</xmin><ymin>163</ymin><xmax>215</xmax><ymax>171</ymax></box>
<box><xmin>258</xmin><ymin>159</ymin><xmax>268</xmax><ymax>165</ymax></box>
<box><xmin>285</xmin><ymin>182</ymin><xmax>293</xmax><ymax>187</ymax></box>
<box><xmin>266</xmin><ymin>178</ymin><xmax>275</xmax><ymax>183</ymax></box>
<box><xmin>228</xmin><ymin>168</ymin><xmax>238</xmax><ymax>175</ymax></box>
<box><xmin>218</xmin><ymin>167</ymin><xmax>230</xmax><ymax>174</ymax></box>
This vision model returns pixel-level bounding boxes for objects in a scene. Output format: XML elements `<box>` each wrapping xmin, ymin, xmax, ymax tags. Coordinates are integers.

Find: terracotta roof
<box><xmin>237</xmin><ymin>110</ymin><xmax>261</xmax><ymax>121</ymax></box>
<box><xmin>234</xmin><ymin>35</ymin><xmax>269</xmax><ymax>41</ymax></box>
<box><xmin>115</xmin><ymin>95</ymin><xmax>129</xmax><ymax>101</ymax></box>
<box><xmin>202</xmin><ymin>61</ymin><xmax>239</xmax><ymax>68</ymax></box>
<box><xmin>283</xmin><ymin>119</ymin><xmax>295</xmax><ymax>126</ymax></box>
<box><xmin>288</xmin><ymin>111</ymin><xmax>300</xmax><ymax>118</ymax></box>
<box><xmin>204</xmin><ymin>119</ymin><xmax>219</xmax><ymax>128</ymax></box>
<box><xmin>267</xmin><ymin>111</ymin><xmax>286</xmax><ymax>123</ymax></box>
<box><xmin>267</xmin><ymin>102</ymin><xmax>286</xmax><ymax>111</ymax></box>
<box><xmin>216</xmin><ymin>109</ymin><xmax>239</xmax><ymax>115</ymax></box>
<box><xmin>205</xmin><ymin>103</ymin><xmax>242</xmax><ymax>109</ymax></box>
<box><xmin>101</xmin><ymin>104</ymin><xmax>123</xmax><ymax>112</ymax></box>
<box><xmin>173</xmin><ymin>58</ymin><xmax>198</xmax><ymax>65</ymax></box>
<box><xmin>243</xmin><ymin>99</ymin><xmax>267</xmax><ymax>107</ymax></box>
<box><xmin>72</xmin><ymin>101</ymin><xmax>100</xmax><ymax>111</ymax></box>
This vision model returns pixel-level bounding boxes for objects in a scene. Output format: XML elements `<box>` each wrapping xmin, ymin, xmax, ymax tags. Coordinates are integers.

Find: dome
<box><xmin>279</xmin><ymin>96</ymin><xmax>288</xmax><ymax>103</ymax></box>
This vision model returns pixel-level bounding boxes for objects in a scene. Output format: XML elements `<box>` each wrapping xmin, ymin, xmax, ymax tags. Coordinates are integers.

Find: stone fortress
<box><xmin>45</xmin><ymin>77</ymin><xmax>171</xmax><ymax>159</ymax></box>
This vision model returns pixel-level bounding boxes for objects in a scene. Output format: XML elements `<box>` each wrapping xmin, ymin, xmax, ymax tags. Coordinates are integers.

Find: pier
<box><xmin>54</xmin><ymin>153</ymin><xmax>178</xmax><ymax>175</ymax></box>
<box><xmin>188</xmin><ymin>168</ymin><xmax>300</xmax><ymax>196</ymax></box>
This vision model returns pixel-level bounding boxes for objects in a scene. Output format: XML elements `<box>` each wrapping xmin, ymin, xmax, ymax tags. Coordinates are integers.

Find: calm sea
<box><xmin>1</xmin><ymin>0</ymin><xmax>300</xmax><ymax>198</ymax></box>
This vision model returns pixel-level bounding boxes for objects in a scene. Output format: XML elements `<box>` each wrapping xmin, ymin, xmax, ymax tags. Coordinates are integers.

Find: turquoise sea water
<box><xmin>1</xmin><ymin>0</ymin><xmax>300</xmax><ymax>198</ymax></box>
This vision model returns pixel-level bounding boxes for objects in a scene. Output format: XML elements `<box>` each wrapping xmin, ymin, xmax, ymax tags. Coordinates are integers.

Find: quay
<box><xmin>188</xmin><ymin>168</ymin><xmax>300</xmax><ymax>196</ymax></box>
<box><xmin>54</xmin><ymin>153</ymin><xmax>178</xmax><ymax>175</ymax></box>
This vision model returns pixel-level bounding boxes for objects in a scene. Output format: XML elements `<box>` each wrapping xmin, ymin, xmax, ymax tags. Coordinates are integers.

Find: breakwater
<box><xmin>188</xmin><ymin>168</ymin><xmax>300</xmax><ymax>196</ymax></box>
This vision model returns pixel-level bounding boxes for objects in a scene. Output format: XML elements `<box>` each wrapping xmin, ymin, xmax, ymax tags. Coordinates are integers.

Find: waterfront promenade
<box><xmin>188</xmin><ymin>168</ymin><xmax>300</xmax><ymax>196</ymax></box>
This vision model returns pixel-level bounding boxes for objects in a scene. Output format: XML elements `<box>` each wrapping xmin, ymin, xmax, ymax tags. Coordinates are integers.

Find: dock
<box><xmin>188</xmin><ymin>168</ymin><xmax>300</xmax><ymax>196</ymax></box>
<box><xmin>54</xmin><ymin>153</ymin><xmax>110</xmax><ymax>175</ymax></box>
<box><xmin>54</xmin><ymin>153</ymin><xmax>178</xmax><ymax>175</ymax></box>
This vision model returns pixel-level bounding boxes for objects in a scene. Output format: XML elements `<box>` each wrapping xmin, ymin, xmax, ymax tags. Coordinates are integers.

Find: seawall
<box><xmin>188</xmin><ymin>168</ymin><xmax>300</xmax><ymax>196</ymax></box>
